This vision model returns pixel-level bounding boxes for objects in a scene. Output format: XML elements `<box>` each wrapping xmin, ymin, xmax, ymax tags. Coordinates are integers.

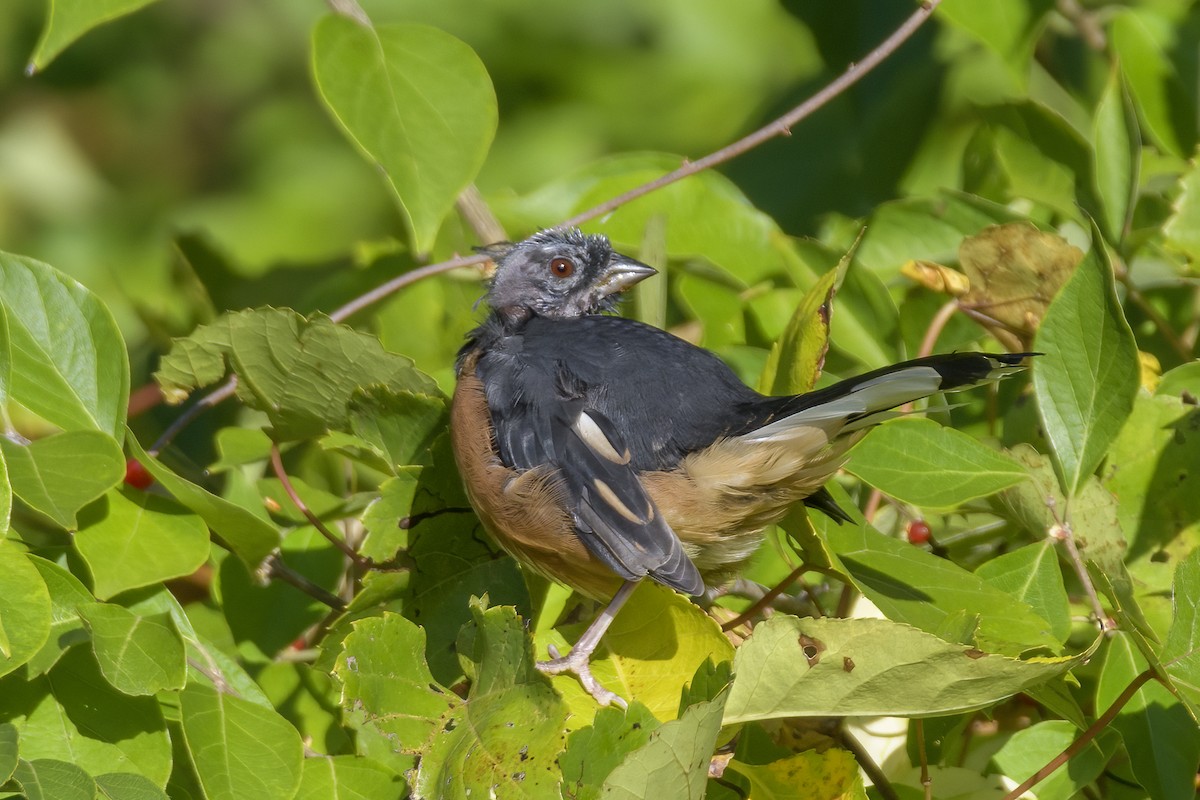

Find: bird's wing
<box><xmin>553</xmin><ymin>406</ymin><xmax>703</xmax><ymax>595</ymax></box>
<box><xmin>476</xmin><ymin>326</ymin><xmax>706</xmax><ymax>596</ymax></box>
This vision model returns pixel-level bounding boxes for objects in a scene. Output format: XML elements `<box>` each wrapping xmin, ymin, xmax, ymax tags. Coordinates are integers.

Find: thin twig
<box><xmin>149</xmin><ymin>378</ymin><xmax>238</xmax><ymax>455</ymax></box>
<box><xmin>841</xmin><ymin>727</ymin><xmax>901</xmax><ymax>800</ymax></box>
<box><xmin>916</xmin><ymin>719</ymin><xmax>931</xmax><ymax>800</ymax></box>
<box><xmin>918</xmin><ymin>300</ymin><xmax>961</xmax><ymax>359</ymax></box>
<box><xmin>266</xmin><ymin>553</ymin><xmax>347</xmax><ymax>610</ymax></box>
<box><xmin>328</xmin><ymin>253</ymin><xmax>490</xmax><ymax>324</ymax></box>
<box><xmin>456</xmin><ymin>184</ymin><xmax>508</xmax><ymax>245</ymax></box>
<box><xmin>1046</xmin><ymin>498</ymin><xmax>1111</xmax><ymax>631</ymax></box>
<box><xmin>151</xmin><ymin>3</ymin><xmax>941</xmax><ymax>455</ymax></box>
<box><xmin>270</xmin><ymin>443</ymin><xmax>367</xmax><ymax>567</ymax></box>
<box><xmin>556</xmin><ymin>0</ymin><xmax>943</xmax><ymax>230</ymax></box>
<box><xmin>1001</xmin><ymin>669</ymin><xmax>1155</xmax><ymax>800</ymax></box>
<box><xmin>721</xmin><ymin>564</ymin><xmax>807</xmax><ymax>631</ymax></box>
<box><xmin>1056</xmin><ymin>0</ymin><xmax>1107</xmax><ymax>51</ymax></box>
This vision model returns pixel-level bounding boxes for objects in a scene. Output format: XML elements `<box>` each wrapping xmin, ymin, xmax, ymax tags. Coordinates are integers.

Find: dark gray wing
<box><xmin>474</xmin><ymin>316</ymin><xmax>716</xmax><ymax>594</ymax></box>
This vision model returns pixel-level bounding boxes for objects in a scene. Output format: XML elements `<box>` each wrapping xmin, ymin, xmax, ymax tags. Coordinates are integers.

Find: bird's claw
<box><xmin>537</xmin><ymin>648</ymin><xmax>628</xmax><ymax>709</ymax></box>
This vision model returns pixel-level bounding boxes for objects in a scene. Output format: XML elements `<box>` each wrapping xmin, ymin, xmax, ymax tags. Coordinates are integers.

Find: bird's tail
<box><xmin>742</xmin><ymin>352</ymin><xmax>1035</xmax><ymax>443</ymax></box>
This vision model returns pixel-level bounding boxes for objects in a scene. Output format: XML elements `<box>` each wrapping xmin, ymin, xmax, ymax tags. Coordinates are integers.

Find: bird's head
<box><xmin>483</xmin><ymin>229</ymin><xmax>656</xmax><ymax>320</ymax></box>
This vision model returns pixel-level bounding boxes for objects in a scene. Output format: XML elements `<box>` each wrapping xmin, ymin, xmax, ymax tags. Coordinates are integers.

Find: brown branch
<box><xmin>456</xmin><ymin>184</ymin><xmax>508</xmax><ymax>245</ymax></box>
<box><xmin>721</xmin><ymin>563</ymin><xmax>808</xmax><ymax>631</ymax></box>
<box><xmin>328</xmin><ymin>252</ymin><xmax>490</xmax><ymax>324</ymax></box>
<box><xmin>916</xmin><ymin>719</ymin><xmax>932</xmax><ymax>800</ymax></box>
<box><xmin>1046</xmin><ymin>497</ymin><xmax>1112</xmax><ymax>631</ymax></box>
<box><xmin>557</xmin><ymin>0</ymin><xmax>943</xmax><ymax>230</ymax></box>
<box><xmin>270</xmin><ymin>443</ymin><xmax>367</xmax><ymax>567</ymax></box>
<box><xmin>151</xmin><ymin>2</ymin><xmax>942</xmax><ymax>456</ymax></box>
<box><xmin>841</xmin><ymin>727</ymin><xmax>901</xmax><ymax>800</ymax></box>
<box><xmin>1001</xmin><ymin>669</ymin><xmax>1155</xmax><ymax>800</ymax></box>
<box><xmin>918</xmin><ymin>300</ymin><xmax>961</xmax><ymax>359</ymax></box>
<box><xmin>265</xmin><ymin>553</ymin><xmax>346</xmax><ymax>610</ymax></box>
<box><xmin>149</xmin><ymin>377</ymin><xmax>238</xmax><ymax>455</ymax></box>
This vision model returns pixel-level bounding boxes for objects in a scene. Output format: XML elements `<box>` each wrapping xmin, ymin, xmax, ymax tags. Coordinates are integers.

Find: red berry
<box><xmin>906</xmin><ymin>520</ymin><xmax>932</xmax><ymax>545</ymax></box>
<box><xmin>124</xmin><ymin>459</ymin><xmax>154</xmax><ymax>489</ymax></box>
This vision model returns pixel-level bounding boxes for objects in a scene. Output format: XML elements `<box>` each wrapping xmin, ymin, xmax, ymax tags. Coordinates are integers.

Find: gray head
<box><xmin>485</xmin><ymin>229</ymin><xmax>656</xmax><ymax>320</ymax></box>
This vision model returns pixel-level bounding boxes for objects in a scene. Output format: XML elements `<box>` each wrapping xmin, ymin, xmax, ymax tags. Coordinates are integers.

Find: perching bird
<box><xmin>451</xmin><ymin>228</ymin><xmax>1031</xmax><ymax>706</ymax></box>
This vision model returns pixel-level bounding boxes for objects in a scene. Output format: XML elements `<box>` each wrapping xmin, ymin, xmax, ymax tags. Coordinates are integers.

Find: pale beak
<box><xmin>598</xmin><ymin>255</ymin><xmax>657</xmax><ymax>297</ymax></box>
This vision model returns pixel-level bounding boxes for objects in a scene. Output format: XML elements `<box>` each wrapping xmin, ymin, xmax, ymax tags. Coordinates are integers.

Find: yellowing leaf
<box><xmin>958</xmin><ymin>223</ymin><xmax>1082</xmax><ymax>347</ymax></box>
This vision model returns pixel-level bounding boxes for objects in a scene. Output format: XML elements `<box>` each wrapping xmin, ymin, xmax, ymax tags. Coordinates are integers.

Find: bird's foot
<box><xmin>537</xmin><ymin>644</ymin><xmax>628</xmax><ymax>709</ymax></box>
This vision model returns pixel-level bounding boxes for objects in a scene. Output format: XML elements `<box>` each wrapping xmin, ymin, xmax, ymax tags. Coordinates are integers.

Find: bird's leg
<box><xmin>537</xmin><ymin>579</ymin><xmax>638</xmax><ymax>708</ymax></box>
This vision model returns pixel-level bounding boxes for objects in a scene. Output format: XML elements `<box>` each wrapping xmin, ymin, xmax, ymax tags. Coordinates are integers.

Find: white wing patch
<box><xmin>741</xmin><ymin>367</ymin><xmax>944</xmax><ymax>443</ymax></box>
<box><xmin>572</xmin><ymin>410</ymin><xmax>631</xmax><ymax>464</ymax></box>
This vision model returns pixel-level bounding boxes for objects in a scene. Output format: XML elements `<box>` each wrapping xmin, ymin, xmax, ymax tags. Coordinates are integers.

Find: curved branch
<box><xmin>558</xmin><ymin>0</ymin><xmax>943</xmax><ymax>229</ymax></box>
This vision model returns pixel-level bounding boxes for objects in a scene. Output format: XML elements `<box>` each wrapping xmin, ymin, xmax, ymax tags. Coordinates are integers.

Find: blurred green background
<box><xmin>2</xmin><ymin>0</ymin><xmax>1197</xmax><ymax>395</ymax></box>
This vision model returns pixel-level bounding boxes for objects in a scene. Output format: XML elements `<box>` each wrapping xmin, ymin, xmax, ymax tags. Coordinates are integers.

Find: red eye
<box><xmin>549</xmin><ymin>257</ymin><xmax>575</xmax><ymax>278</ymax></box>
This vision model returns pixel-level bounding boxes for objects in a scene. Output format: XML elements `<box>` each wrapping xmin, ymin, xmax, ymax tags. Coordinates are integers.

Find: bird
<box><xmin>450</xmin><ymin>228</ymin><xmax>1033</xmax><ymax>707</ymax></box>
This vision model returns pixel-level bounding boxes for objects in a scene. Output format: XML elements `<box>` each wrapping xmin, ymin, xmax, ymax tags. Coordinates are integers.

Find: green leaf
<box><xmin>523</xmin><ymin>153</ymin><xmax>795</xmax><ymax>285</ymax></box>
<box><xmin>1092</xmin><ymin>65</ymin><xmax>1140</xmax><ymax>243</ymax></box>
<box><xmin>538</xmin><ymin>583</ymin><xmax>734</xmax><ymax>724</ymax></box>
<box><xmin>991</xmin><ymin>720</ymin><xmax>1113</xmax><ymax>800</ymax></box>
<box><xmin>0</xmin><ymin>646</ymin><xmax>171</xmax><ymax>786</ymax></box>
<box><xmin>125</xmin><ymin>433</ymin><xmax>279</xmax><ymax>568</ymax></box>
<box><xmin>179</xmin><ymin>683</ymin><xmax>304</xmax><ymax>800</ymax></box>
<box><xmin>78</xmin><ymin>603</ymin><xmax>186</xmax><ymax>696</ymax></box>
<box><xmin>296</xmin><ymin>756</ymin><xmax>405</xmax><ymax>800</ymax></box>
<box><xmin>335</xmin><ymin>613</ymin><xmax>456</xmax><ymax>754</ymax></box>
<box><xmin>0</xmin><ymin>252</ymin><xmax>129</xmax><ymax>440</ymax></box>
<box><xmin>95</xmin><ymin>772</ymin><xmax>171</xmax><ymax>800</ymax></box>
<box><xmin>819</xmin><ymin>503</ymin><xmax>1062</xmax><ymax>656</ymax></box>
<box><xmin>599</xmin><ymin>684</ymin><xmax>729</xmax><ymax>799</ymax></box>
<box><xmin>0</xmin><ymin>436</ymin><xmax>10</xmax><ymax>536</ymax></box>
<box><xmin>845</xmin><ymin>418</ymin><xmax>1027</xmax><ymax>510</ymax></box>
<box><xmin>405</xmin><ymin>510</ymin><xmax>529</xmax><ymax>685</ymax></box>
<box><xmin>11</xmin><ymin>758</ymin><xmax>96</xmax><ymax>800</ymax></box>
<box><xmin>208</xmin><ymin>427</ymin><xmax>273</xmax><ymax>473</ymax></box>
<box><xmin>312</xmin><ymin>16</ymin><xmax>497</xmax><ymax>252</ymax></box>
<box><xmin>23</xmin><ymin>557</ymin><xmax>92</xmax><ymax>676</ymax></box>
<box><xmin>413</xmin><ymin>603</ymin><xmax>569</xmax><ymax>799</ymax></box>
<box><xmin>729</xmin><ymin>749</ymin><xmax>864</xmax><ymax>800</ymax></box>
<box><xmin>155</xmin><ymin>308</ymin><xmax>439</xmax><ymax>441</ymax></box>
<box><xmin>28</xmin><ymin>0</ymin><xmax>158</xmax><ymax>72</ymax></box>
<box><xmin>0</xmin><ymin>723</ymin><xmax>17</xmax><ymax>784</ymax></box>
<box><xmin>217</xmin><ymin>527</ymin><xmax>342</xmax><ymax>661</ymax></box>
<box><xmin>1104</xmin><ymin>390</ymin><xmax>1200</xmax><ymax>562</ymax></box>
<box><xmin>559</xmin><ymin>703</ymin><xmax>662</xmax><ymax>799</ymax></box>
<box><xmin>937</xmin><ymin>0</ymin><xmax>1053</xmax><ymax>79</ymax></box>
<box><xmin>1</xmin><ymin>431</ymin><xmax>124</xmax><ymax>529</ymax></box>
<box><xmin>757</xmin><ymin>261</ymin><xmax>838</xmax><ymax>395</ymax></box>
<box><xmin>74</xmin><ymin>488</ymin><xmax>210</xmax><ymax>599</ymax></box>
<box><xmin>997</xmin><ymin>445</ymin><xmax>1130</xmax><ymax>580</ymax></box>
<box><xmin>1164</xmin><ymin>547</ymin><xmax>1200</xmax><ymax>715</ymax></box>
<box><xmin>1098</xmin><ymin>632</ymin><xmax>1200</xmax><ymax>800</ymax></box>
<box><xmin>975</xmin><ymin>541</ymin><xmax>1071</xmax><ymax>647</ymax></box>
<box><xmin>1164</xmin><ymin>161</ymin><xmax>1200</xmax><ymax>261</ymax></box>
<box><xmin>0</xmin><ymin>542</ymin><xmax>51</xmax><ymax>678</ymax></box>
<box><xmin>358</xmin><ymin>470</ymin><xmax>419</xmax><ymax>562</ymax></box>
<box><xmin>855</xmin><ymin>192</ymin><xmax>1024</xmax><ymax>279</ymax></box>
<box><xmin>723</xmin><ymin>616</ymin><xmax>1090</xmax><ymax>723</ymax></box>
<box><xmin>348</xmin><ymin>387</ymin><xmax>447</xmax><ymax>470</ymax></box>
<box><xmin>1111</xmin><ymin>8</ymin><xmax>1195</xmax><ymax>158</ymax></box>
<box><xmin>1033</xmin><ymin>226</ymin><xmax>1138</xmax><ymax>496</ymax></box>
<box><xmin>256</xmin><ymin>662</ymin><xmax>351</xmax><ymax>756</ymax></box>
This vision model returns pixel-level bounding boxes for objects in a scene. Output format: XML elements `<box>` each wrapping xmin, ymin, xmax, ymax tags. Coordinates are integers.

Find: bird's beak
<box><xmin>599</xmin><ymin>255</ymin><xmax>657</xmax><ymax>296</ymax></box>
